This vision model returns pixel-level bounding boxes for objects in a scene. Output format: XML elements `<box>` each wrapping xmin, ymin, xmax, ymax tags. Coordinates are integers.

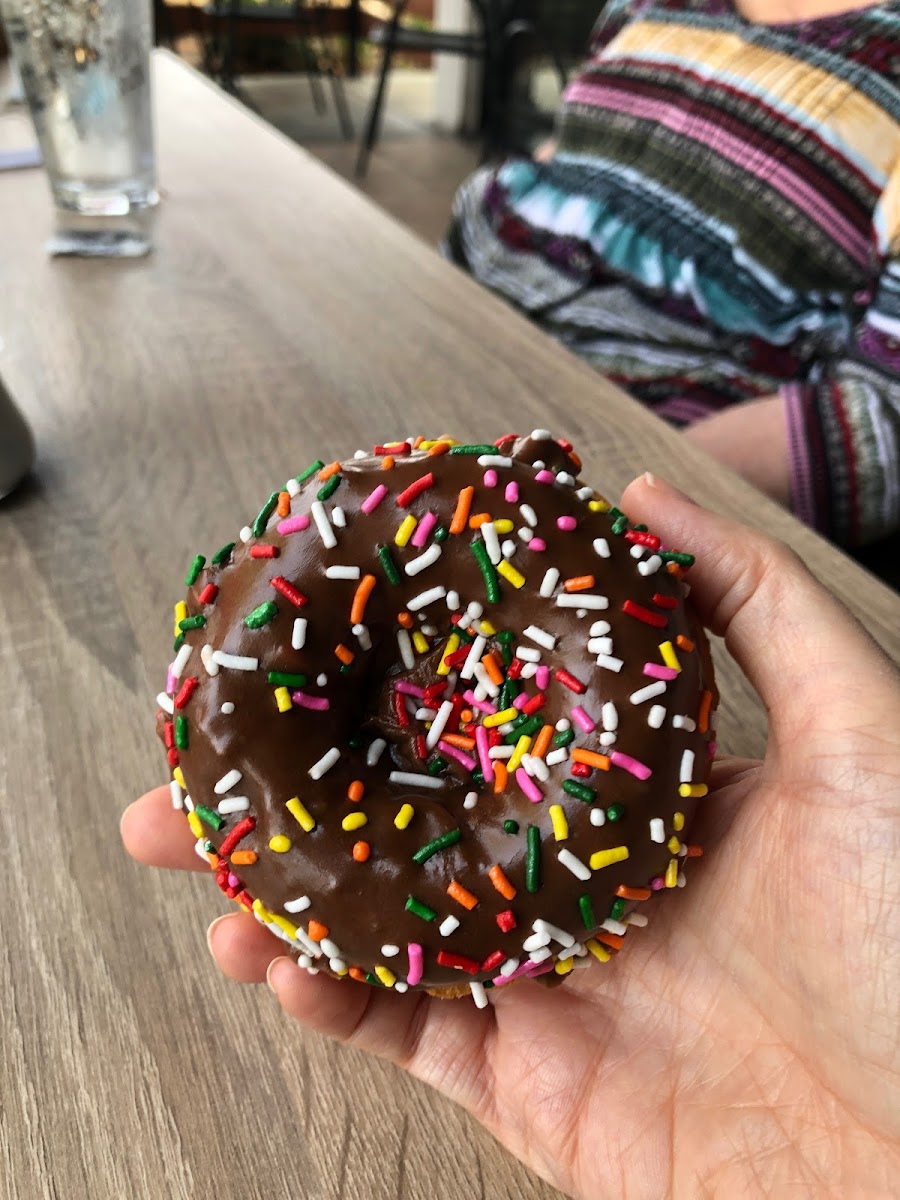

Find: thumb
<box><xmin>620</xmin><ymin>473</ymin><xmax>899</xmax><ymax>739</ymax></box>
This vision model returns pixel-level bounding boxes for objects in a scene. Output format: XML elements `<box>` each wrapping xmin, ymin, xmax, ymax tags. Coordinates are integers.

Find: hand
<box><xmin>683</xmin><ymin>395</ymin><xmax>792</xmax><ymax>508</ymax></box>
<box><xmin>122</xmin><ymin>474</ymin><xmax>900</xmax><ymax>1198</ymax></box>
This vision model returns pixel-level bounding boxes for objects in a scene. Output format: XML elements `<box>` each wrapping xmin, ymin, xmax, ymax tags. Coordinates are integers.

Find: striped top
<box><xmin>445</xmin><ymin>0</ymin><xmax>900</xmax><ymax>546</ymax></box>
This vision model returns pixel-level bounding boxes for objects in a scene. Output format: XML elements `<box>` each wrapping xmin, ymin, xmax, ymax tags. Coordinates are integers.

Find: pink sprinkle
<box><xmin>360</xmin><ymin>484</ymin><xmax>388</xmax><ymax>514</ymax></box>
<box><xmin>644</xmin><ymin>663</ymin><xmax>679</xmax><ymax>681</ymax></box>
<box><xmin>475</xmin><ymin>725</ymin><xmax>494</xmax><ymax>784</ymax></box>
<box><xmin>277</xmin><ymin>513</ymin><xmax>310</xmax><ymax>535</ymax></box>
<box><xmin>505</xmin><ymin>481</ymin><xmax>519</xmax><ymax>502</ymax></box>
<box><xmin>166</xmin><ymin>667</ymin><xmax>177</xmax><ymax>695</ymax></box>
<box><xmin>535</xmin><ymin>470</ymin><xmax>555</xmax><ymax>484</ymax></box>
<box><xmin>610</xmin><ymin>750</ymin><xmax>652</xmax><ymax>780</ymax></box>
<box><xmin>493</xmin><ymin>959</ymin><xmax>548</xmax><ymax>987</ymax></box>
<box><xmin>528</xmin><ymin>538</ymin><xmax>546</xmax><ymax>552</ymax></box>
<box><xmin>463</xmin><ymin>689</ymin><xmax>497</xmax><ymax>715</ymax></box>
<box><xmin>571</xmin><ymin>705</ymin><xmax>596</xmax><ymax>733</ymax></box>
<box><xmin>557</xmin><ymin>515</ymin><xmax>577</xmax><ymax>531</ymax></box>
<box><xmin>536</xmin><ymin>665</ymin><xmax>550</xmax><ymax>690</ymax></box>
<box><xmin>394</xmin><ymin>681</ymin><xmax>425</xmax><ymax>697</ymax></box>
<box><xmin>292</xmin><ymin>691</ymin><xmax>330</xmax><ymax>711</ymax></box>
<box><xmin>708</xmin><ymin>741</ymin><xmax>718</xmax><ymax>758</ymax></box>
<box><xmin>438</xmin><ymin>740</ymin><xmax>477</xmax><ymax>772</ymax></box>
<box><xmin>411</xmin><ymin>511</ymin><xmax>438</xmax><ymax>547</ymax></box>
<box><xmin>483</xmin><ymin>469</ymin><xmax>498</xmax><ymax>488</ymax></box>
<box><xmin>512</xmin><ymin>693</ymin><xmax>529</xmax><ymax>711</ymax></box>
<box><xmin>650</xmin><ymin>876</ymin><xmax>665</xmax><ymax>891</ymax></box>
<box><xmin>407</xmin><ymin>943</ymin><xmax>423</xmax><ymax>987</ymax></box>
<box><xmin>516</xmin><ymin>768</ymin><xmax>543</xmax><ymax>804</ymax></box>
<box><xmin>227</xmin><ymin>872</ymin><xmax>240</xmax><ymax>888</ymax></box>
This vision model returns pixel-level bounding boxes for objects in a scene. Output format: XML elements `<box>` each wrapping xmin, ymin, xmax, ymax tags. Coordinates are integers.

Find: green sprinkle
<box><xmin>433</xmin><ymin>525</ymin><xmax>449</xmax><ymax>543</ymax></box>
<box><xmin>405</xmin><ymin>895</ymin><xmax>437</xmax><ymax>922</ymax></box>
<box><xmin>579</xmin><ymin>894</ymin><xmax>595</xmax><ymax>930</ymax></box>
<box><xmin>606</xmin><ymin>803</ymin><xmax>625</xmax><ymax>822</ymax></box>
<box><xmin>553</xmin><ymin>728</ymin><xmax>575</xmax><ymax>748</ymax></box>
<box><xmin>608</xmin><ymin>506</ymin><xmax>624</xmax><ymax>519</ymax></box>
<box><xmin>450</xmin><ymin>444</ymin><xmax>497</xmax><ymax>455</ymax></box>
<box><xmin>456</xmin><ymin>626</ymin><xmax>474</xmax><ymax>643</ymax></box>
<box><xmin>497</xmin><ymin>630</ymin><xmax>514</xmax><ymax>645</ymax></box>
<box><xmin>365</xmin><ymin>971</ymin><xmax>382</xmax><ymax>987</ymax></box>
<box><xmin>296</xmin><ymin>460</ymin><xmax>324</xmax><ymax>485</ymax></box>
<box><xmin>173</xmin><ymin>634</ymin><xmax>185</xmax><ymax>653</ymax></box>
<box><xmin>483</xmin><ymin>980</ymin><xmax>495</xmax><ymax>989</ymax></box>
<box><xmin>185</xmin><ymin>554</ymin><xmax>206</xmax><ymax>588</ymax></box>
<box><xmin>471</xmin><ymin>769</ymin><xmax>484</xmax><ymax>788</ymax></box>
<box><xmin>612</xmin><ymin>515</ymin><xmax>629</xmax><ymax>536</ymax></box>
<box><xmin>267</xmin><ymin>671</ymin><xmax>307</xmax><ymax>688</ymax></box>
<box><xmin>498</xmin><ymin>680</ymin><xmax>520</xmax><ymax>711</ymax></box>
<box><xmin>377</xmin><ymin>544</ymin><xmax>401</xmax><ymax>585</ymax></box>
<box><xmin>317</xmin><ymin>474</ymin><xmax>342</xmax><ymax>502</ymax></box>
<box><xmin>178</xmin><ymin>614</ymin><xmax>206</xmax><ymax>632</ymax></box>
<box><xmin>202</xmin><ymin>839</ymin><xmax>214</xmax><ymax>854</ymax></box>
<box><xmin>211</xmin><ymin>542</ymin><xmax>236</xmax><ymax>566</ymax></box>
<box><xmin>347</xmin><ymin>736</ymin><xmax>363</xmax><ymax>750</ymax></box>
<box><xmin>526</xmin><ymin>825</ymin><xmax>541</xmax><ymax>893</ymax></box>
<box><xmin>244</xmin><ymin>601</ymin><xmax>278</xmax><ymax>629</ymax></box>
<box><xmin>503</xmin><ymin>819</ymin><xmax>519</xmax><ymax>835</ymax></box>
<box><xmin>340</xmin><ymin>662</ymin><xmax>352</xmax><ymax>675</ymax></box>
<box><xmin>503</xmin><ymin>714</ymin><xmax>542</xmax><ymax>745</ymax></box>
<box><xmin>427</xmin><ymin>756</ymin><xmax>447</xmax><ymax>777</ymax></box>
<box><xmin>470</xmin><ymin>538</ymin><xmax>500</xmax><ymax>604</ymax></box>
<box><xmin>659</xmin><ymin>549</ymin><xmax>695</xmax><ymax>567</ymax></box>
<box><xmin>174</xmin><ymin>716</ymin><xmax>189</xmax><ymax>750</ymax></box>
<box><xmin>499</xmin><ymin>640</ymin><xmax>513</xmax><ymax>667</ymax></box>
<box><xmin>633</xmin><ymin>524</ymin><xmax>649</xmax><ymax>532</ymax></box>
<box><xmin>412</xmin><ymin>828</ymin><xmax>462</xmax><ymax>865</ymax></box>
<box><xmin>563</xmin><ymin>779</ymin><xmax>596</xmax><ymax>804</ymax></box>
<box><xmin>609</xmin><ymin>898</ymin><xmax>626</xmax><ymax>921</ymax></box>
<box><xmin>252</xmin><ymin>491</ymin><xmax>280</xmax><ymax>538</ymax></box>
<box><xmin>195</xmin><ymin>805</ymin><xmax>224</xmax><ymax>831</ymax></box>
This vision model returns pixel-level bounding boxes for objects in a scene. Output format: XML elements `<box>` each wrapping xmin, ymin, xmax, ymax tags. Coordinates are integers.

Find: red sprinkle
<box><xmin>166</xmin><ymin>748</ymin><xmax>179</xmax><ymax>767</ymax></box>
<box><xmin>174</xmin><ymin>677</ymin><xmax>198</xmax><ymax>709</ymax></box>
<box><xmin>625</xmin><ymin>530</ymin><xmax>661</xmax><ymax>549</ymax></box>
<box><xmin>396</xmin><ymin>472</ymin><xmax>435</xmax><ymax>508</ymax></box>
<box><xmin>393</xmin><ymin>691</ymin><xmax>410</xmax><ymax>728</ymax></box>
<box><xmin>570</xmin><ymin>762</ymin><xmax>591</xmax><ymax>778</ymax></box>
<box><xmin>522</xmin><ymin>691</ymin><xmax>546</xmax><ymax>715</ymax></box>
<box><xmin>481</xmin><ymin>950</ymin><xmax>505</xmax><ymax>972</ymax></box>
<box><xmin>163</xmin><ymin>720</ymin><xmax>175</xmax><ymax>748</ymax></box>
<box><xmin>235</xmin><ymin>891</ymin><xmax>254</xmax><ymax>909</ymax></box>
<box><xmin>218</xmin><ymin>816</ymin><xmax>256</xmax><ymax>858</ymax></box>
<box><xmin>436</xmin><ymin>951</ymin><xmax>481</xmax><ymax>975</ymax></box>
<box><xmin>496</xmin><ymin>909</ymin><xmax>517</xmax><ymax>933</ymax></box>
<box><xmin>623</xmin><ymin>600</ymin><xmax>668</xmax><ymax>628</ymax></box>
<box><xmin>652</xmin><ymin>593</ymin><xmax>678</xmax><ymax>610</ymax></box>
<box><xmin>271</xmin><ymin>576</ymin><xmax>309</xmax><ymax>607</ymax></box>
<box><xmin>508</xmin><ymin>658</ymin><xmax>524</xmax><ymax>680</ymax></box>
<box><xmin>415</xmin><ymin>733</ymin><xmax>427</xmax><ymax>760</ymax></box>
<box><xmin>374</xmin><ymin>443</ymin><xmax>411</xmax><ymax>456</ymax></box>
<box><xmin>554</xmin><ymin>668</ymin><xmax>586</xmax><ymax>695</ymax></box>
<box><xmin>198</xmin><ymin>583</ymin><xmax>219</xmax><ymax>605</ymax></box>
<box><xmin>249</xmin><ymin>545</ymin><xmax>279</xmax><ymax>559</ymax></box>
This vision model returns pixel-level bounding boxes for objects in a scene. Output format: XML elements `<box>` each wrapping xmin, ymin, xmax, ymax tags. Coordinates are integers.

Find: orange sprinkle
<box><xmin>349</xmin><ymin>966</ymin><xmax>367</xmax><ymax>982</ymax></box>
<box><xmin>350</xmin><ymin>574</ymin><xmax>377</xmax><ymax>624</ymax></box>
<box><xmin>616</xmin><ymin>885</ymin><xmax>651</xmax><ymax>901</ymax></box>
<box><xmin>468</xmin><ymin>512</ymin><xmax>491</xmax><ymax>528</ymax></box>
<box><xmin>413</xmin><ymin>435</ymin><xmax>425</xmax><ymax>449</ymax></box>
<box><xmin>335</xmin><ymin>644</ymin><xmax>355</xmax><ymax>665</ymax></box>
<box><xmin>698</xmin><ymin>690</ymin><xmax>713</xmax><ymax>733</ymax></box>
<box><xmin>352</xmin><ymin>841</ymin><xmax>371</xmax><ymax>863</ymax></box>
<box><xmin>427</xmin><ymin>440</ymin><xmax>452</xmax><ymax>457</ymax></box>
<box><xmin>685</xmin><ymin>844</ymin><xmax>704</xmax><ymax>858</ymax></box>
<box><xmin>459</xmin><ymin>708</ymin><xmax>473</xmax><ymax>724</ymax></box>
<box><xmin>447</xmin><ymin>881</ymin><xmax>479</xmax><ymax>910</ymax></box>
<box><xmin>381</xmin><ymin>456</ymin><xmax>395</xmax><ymax>470</ymax></box>
<box><xmin>531</xmin><ymin>724</ymin><xmax>554</xmax><ymax>760</ymax></box>
<box><xmin>666</xmin><ymin>562</ymin><xmax>684</xmax><ymax>577</ymax></box>
<box><xmin>595</xmin><ymin>930</ymin><xmax>624</xmax><ymax>951</ymax></box>
<box><xmin>206</xmin><ymin>852</ymin><xmax>219</xmax><ymax>869</ymax></box>
<box><xmin>568</xmin><ymin>451</ymin><xmax>583</xmax><ymax>470</ymax></box>
<box><xmin>450</xmin><ymin>486</ymin><xmax>474</xmax><ymax>534</ymax></box>
<box><xmin>571</xmin><ymin>749</ymin><xmax>611</xmax><ymax>770</ymax></box>
<box><xmin>493</xmin><ymin>761</ymin><xmax>508</xmax><ymax>795</ymax></box>
<box><xmin>307</xmin><ymin>920</ymin><xmax>329</xmax><ymax>942</ymax></box>
<box><xmin>482</xmin><ymin>652</ymin><xmax>504</xmax><ymax>686</ymax></box>
<box><xmin>442</xmin><ymin>733</ymin><xmax>476</xmax><ymax>751</ymax></box>
<box><xmin>347</xmin><ymin>780</ymin><xmax>365</xmax><ymax>804</ymax></box>
<box><xmin>489</xmin><ymin>865</ymin><xmax>516</xmax><ymax>900</ymax></box>
<box><xmin>397</xmin><ymin>611</ymin><xmax>414</xmax><ymax>629</ymax></box>
<box><xmin>317</xmin><ymin>460</ymin><xmax>341</xmax><ymax>482</ymax></box>
<box><xmin>276</xmin><ymin>491</ymin><xmax>291</xmax><ymax>517</ymax></box>
<box><xmin>563</xmin><ymin>575</ymin><xmax>595</xmax><ymax>593</ymax></box>
<box><xmin>230</xmin><ymin>850</ymin><xmax>258</xmax><ymax>866</ymax></box>
<box><xmin>676</xmin><ymin>635</ymin><xmax>695</xmax><ymax>652</ymax></box>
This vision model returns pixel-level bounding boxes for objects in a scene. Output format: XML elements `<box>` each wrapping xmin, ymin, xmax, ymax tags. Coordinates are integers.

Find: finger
<box><xmin>621</xmin><ymin>473</ymin><xmax>900</xmax><ymax>735</ymax></box>
<box><xmin>120</xmin><ymin>786</ymin><xmax>208</xmax><ymax>872</ymax></box>
<box><xmin>207</xmin><ymin>912</ymin><xmax>283</xmax><ymax>982</ymax></box>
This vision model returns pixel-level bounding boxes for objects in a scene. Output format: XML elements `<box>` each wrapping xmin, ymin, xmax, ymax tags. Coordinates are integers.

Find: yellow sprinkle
<box><xmin>585</xmin><ymin>938</ymin><xmax>611</xmax><ymax>962</ymax></box>
<box><xmin>394</xmin><ymin>514</ymin><xmax>417</xmax><ymax>547</ymax></box>
<box><xmin>659</xmin><ymin>641</ymin><xmax>681</xmax><ymax>672</ymax></box>
<box><xmin>412</xmin><ymin>631</ymin><xmax>430</xmax><ymax>654</ymax></box>
<box><xmin>252</xmin><ymin>898</ymin><xmax>273</xmax><ymax>923</ymax></box>
<box><xmin>173</xmin><ymin>601</ymin><xmax>188</xmax><ymax>637</ymax></box>
<box><xmin>666</xmin><ymin>858</ymin><xmax>679</xmax><ymax>888</ymax></box>
<box><xmin>507</xmin><ymin>735</ymin><xmax>532</xmax><ymax>773</ymax></box>
<box><xmin>418</xmin><ymin>440</ymin><xmax>438</xmax><ymax>449</ymax></box>
<box><xmin>395</xmin><ymin>803</ymin><xmax>414</xmax><ymax>830</ymax></box>
<box><xmin>496</xmin><ymin>560</ymin><xmax>526</xmax><ymax>589</ymax></box>
<box><xmin>588</xmin><ymin>499</ymin><xmax>611</xmax><ymax>513</ymax></box>
<box><xmin>554</xmin><ymin>956</ymin><xmax>574</xmax><ymax>976</ymax></box>
<box><xmin>479</xmin><ymin>619</ymin><xmax>497</xmax><ymax>635</ymax></box>
<box><xmin>483</xmin><ymin>707</ymin><xmax>518</xmax><ymax>728</ymax></box>
<box><xmin>274</xmin><ymin>686</ymin><xmax>292</xmax><ymax>713</ymax></box>
<box><xmin>187</xmin><ymin>811</ymin><xmax>203</xmax><ymax>839</ymax></box>
<box><xmin>494</xmin><ymin>518</ymin><xmax>514</xmax><ymax>534</ymax></box>
<box><xmin>590</xmin><ymin>845</ymin><xmax>630</xmax><ymax>871</ymax></box>
<box><xmin>549</xmin><ymin>804</ymin><xmax>569</xmax><ymax>842</ymax></box>
<box><xmin>173</xmin><ymin>766</ymin><xmax>186</xmax><ymax>789</ymax></box>
<box><xmin>673</xmin><ymin>811</ymin><xmax>685</xmax><ymax>831</ymax></box>
<box><xmin>679</xmin><ymin>784</ymin><xmax>708</xmax><ymax>798</ymax></box>
<box><xmin>269</xmin><ymin>834</ymin><xmax>292</xmax><ymax>853</ymax></box>
<box><xmin>374</xmin><ymin>965</ymin><xmax>396</xmax><ymax>988</ymax></box>
<box><xmin>667</xmin><ymin>836</ymin><xmax>681</xmax><ymax>855</ymax></box>
<box><xmin>286</xmin><ymin>796</ymin><xmax>316</xmax><ymax>833</ymax></box>
<box><xmin>332</xmin><ymin>962</ymin><xmax>349</xmax><ymax>977</ymax></box>
<box><xmin>342</xmin><ymin>812</ymin><xmax>368</xmax><ymax>832</ymax></box>
<box><xmin>269</xmin><ymin>913</ymin><xmax>298</xmax><ymax>940</ymax></box>
<box><xmin>437</xmin><ymin>633</ymin><xmax>460</xmax><ymax>676</ymax></box>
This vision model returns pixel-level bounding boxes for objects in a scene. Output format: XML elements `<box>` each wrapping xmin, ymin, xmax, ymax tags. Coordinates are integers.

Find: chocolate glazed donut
<box><xmin>157</xmin><ymin>432</ymin><xmax>717</xmax><ymax>1004</ymax></box>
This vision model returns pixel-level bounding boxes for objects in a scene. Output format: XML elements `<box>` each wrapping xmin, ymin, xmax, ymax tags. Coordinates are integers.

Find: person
<box><xmin>122</xmin><ymin>473</ymin><xmax>900</xmax><ymax>1198</ymax></box>
<box><xmin>444</xmin><ymin>0</ymin><xmax>900</xmax><ymax>549</ymax></box>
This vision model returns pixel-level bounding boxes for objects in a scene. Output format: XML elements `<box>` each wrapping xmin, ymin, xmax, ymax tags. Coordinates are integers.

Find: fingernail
<box><xmin>267</xmin><ymin>957</ymin><xmax>287</xmax><ymax>993</ymax></box>
<box><xmin>206</xmin><ymin>915</ymin><xmax>228</xmax><ymax>955</ymax></box>
<box><xmin>641</xmin><ymin>472</ymin><xmax>696</xmax><ymax>504</ymax></box>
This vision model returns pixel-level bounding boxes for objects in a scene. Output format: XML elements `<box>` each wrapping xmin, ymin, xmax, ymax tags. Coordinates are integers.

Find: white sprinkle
<box><xmin>545</xmin><ymin>747</ymin><xmax>568</xmax><ymax>767</ymax></box>
<box><xmin>499</xmin><ymin>957</ymin><xmax>520</xmax><ymax>977</ymax></box>
<box><xmin>325</xmin><ymin>565</ymin><xmax>360</xmax><ymax>580</ymax></box>
<box><xmin>239</xmin><ymin>525</ymin><xmax>252</xmax><ymax>543</ymax></box>
<box><xmin>221</xmin><ymin>702</ymin><xmax>235</xmax><ymax>714</ymax></box>
<box><xmin>557</xmin><ymin>593</ymin><xmax>608</xmax><ymax>610</ymax></box>
<box><xmin>284</xmin><ymin>896</ymin><xmax>311</xmax><ymax>914</ymax></box>
<box><xmin>466</xmin><ymin>601</ymin><xmax>484</xmax><ymax>621</ymax></box>
<box><xmin>381</xmin><ymin>944</ymin><xmax>400</xmax><ymax>957</ymax></box>
<box><xmin>599</xmin><ymin>731</ymin><xmax>617</xmax><ymax>747</ymax></box>
<box><xmin>529</xmin><ymin>947</ymin><xmax>553</xmax><ymax>964</ymax></box>
<box><xmin>477</xmin><ymin>454</ymin><xmax>512</xmax><ymax>467</ymax></box>
<box><xmin>630</xmin><ymin>544</ymin><xmax>645</xmax><ymax>559</ymax></box>
<box><xmin>285</xmin><ymin>477</ymin><xmax>301</xmax><ymax>496</ymax></box>
<box><xmin>415</xmin><ymin>707</ymin><xmax>437</xmax><ymax>721</ymax></box>
<box><xmin>514</xmin><ymin>645</ymin><xmax>541</xmax><ymax>663</ymax></box>
<box><xmin>426</xmin><ymin>700</ymin><xmax>455</xmax><ymax>750</ymax></box>
<box><xmin>519</xmin><ymin>503</ymin><xmax>538</xmax><ymax>527</ymax></box>
<box><xmin>601</xmin><ymin>918</ymin><xmax>628</xmax><ymax>936</ymax></box>
<box><xmin>558</xmin><ymin>942</ymin><xmax>587</xmax><ymax>961</ymax></box>
<box><xmin>501</xmin><ymin>539</ymin><xmax>517</xmax><ymax>558</ymax></box>
<box><xmin>650</xmin><ymin>818</ymin><xmax>666</xmax><ymax>843</ymax></box>
<box><xmin>638</xmin><ymin>555</ymin><xmax>663</xmax><ymax>576</ymax></box>
<box><xmin>596</xmin><ymin>655</ymin><xmax>624</xmax><ymax>672</ymax></box>
<box><xmin>460</xmin><ymin>635</ymin><xmax>487</xmax><ymax>680</ymax></box>
<box><xmin>289</xmin><ymin>617</ymin><xmax>307</xmax><ymax>651</ymax></box>
<box><xmin>309</xmin><ymin>747</ymin><xmax>341</xmax><ymax>779</ymax></box>
<box><xmin>446</xmin><ymin>590</ymin><xmax>460</xmax><ymax>610</ymax></box>
<box><xmin>215</xmin><ymin>770</ymin><xmax>243</xmax><ymax>794</ymax></box>
<box><xmin>533</xmin><ymin>919</ymin><xmax>575</xmax><ymax>948</ymax></box>
<box><xmin>601</xmin><ymin>702</ymin><xmax>619</xmax><ymax>731</ymax></box>
<box><xmin>298</xmin><ymin>954</ymin><xmax>313</xmax><ymax>968</ymax></box>
<box><xmin>576</xmin><ymin>609</ymin><xmax>587</xmax><ymax>619</ymax></box>
<box><xmin>388</xmin><ymin>771</ymin><xmax>446</xmax><ymax>790</ymax></box>
<box><xmin>171</xmin><ymin>643</ymin><xmax>193</xmax><ymax>679</ymax></box>
<box><xmin>576</xmin><ymin>486</ymin><xmax>594</xmax><ymax>500</ymax></box>
<box><xmin>625</xmin><ymin>912</ymin><xmax>649</xmax><ymax>927</ymax></box>
<box><xmin>316</xmin><ymin>673</ymin><xmax>328</xmax><ymax>687</ymax></box>
<box><xmin>194</xmin><ymin>839</ymin><xmax>209</xmax><ymax>861</ymax></box>
<box><xmin>488</xmin><ymin>745</ymin><xmax>514</xmax><ymax>759</ymax></box>
<box><xmin>212</xmin><ymin>651</ymin><xmax>258</xmax><ymax>671</ymax></box>
<box><xmin>294</xmin><ymin>927</ymin><xmax>322</xmax><ymax>957</ymax></box>
<box><xmin>518</xmin><ymin>526</ymin><xmax>532</xmax><ymax>543</ymax></box>
<box><xmin>556</xmin><ymin>719</ymin><xmax>571</xmax><ymax>731</ymax></box>
<box><xmin>530</xmin><ymin>428</ymin><xmax>551</xmax><ymax>440</ymax></box>
<box><xmin>397</xmin><ymin>628</ymin><xmax>415</xmax><ymax>670</ymax></box>
<box><xmin>473</xmin><ymin>683</ymin><xmax>488</xmax><ymax>702</ymax></box>
<box><xmin>593</xmin><ymin>537</ymin><xmax>611</xmax><ymax>558</ymax></box>
<box><xmin>648</xmin><ymin>704</ymin><xmax>666</xmax><ymax>728</ymax></box>
<box><xmin>539</xmin><ymin>567</ymin><xmax>560</xmax><ymax>598</ymax></box>
<box><xmin>156</xmin><ymin>692</ymin><xmax>175</xmax><ymax>715</ymax></box>
<box><xmin>394</xmin><ymin>981</ymin><xmax>409</xmax><ymax>993</ymax></box>
<box><xmin>408</xmin><ymin>585</ymin><xmax>446</xmax><ymax>611</ymax></box>
<box><xmin>320</xmin><ymin>937</ymin><xmax>342</xmax><ymax>958</ymax></box>
<box><xmin>710</xmin><ymin>711</ymin><xmax>719</xmax><ymax>731</ymax></box>
<box><xmin>440</xmin><ymin>916</ymin><xmax>460</xmax><ymax>936</ymax></box>
<box><xmin>682</xmin><ymin>582</ymin><xmax>692</xmax><ymax>598</ymax></box>
<box><xmin>522</xmin><ymin>931</ymin><xmax>552</xmax><ymax>952</ymax></box>
<box><xmin>673</xmin><ymin>715</ymin><xmax>697</xmax><ymax>731</ymax></box>
<box><xmin>523</xmin><ymin>624</ymin><xmax>557</xmax><ymax>651</ymax></box>
<box><xmin>183</xmin><ymin>795</ymin><xmax>194</xmax><ymax>812</ymax></box>
<box><xmin>630</xmin><ymin>681</ymin><xmax>667</xmax><ymax>705</ymax></box>
<box><xmin>678</xmin><ymin>872</ymin><xmax>687</xmax><ymax>888</ymax></box>
<box><xmin>329</xmin><ymin>958</ymin><xmax>347</xmax><ymax>974</ymax></box>
<box><xmin>587</xmin><ymin>637</ymin><xmax>613</xmax><ymax>655</ymax></box>
<box><xmin>680</xmin><ymin>750</ymin><xmax>695</xmax><ymax>783</ymax></box>
<box><xmin>169</xmin><ymin>780</ymin><xmax>184</xmax><ymax>810</ymax></box>
<box><xmin>331</xmin><ymin>506</ymin><xmax>346</xmax><ymax>528</ymax></box>
<box><xmin>421</xmin><ymin>624</ymin><xmax>438</xmax><ymax>637</ymax></box>
<box><xmin>200</xmin><ymin>644</ymin><xmax>219</xmax><ymax>677</ymax></box>
<box><xmin>524</xmin><ymin>753</ymin><xmax>550</xmax><ymax>783</ymax></box>
<box><xmin>353</xmin><ymin>449</ymin><xmax>367</xmax><ymax>459</ymax></box>
<box><xmin>533</xmin><ymin>460</ymin><xmax>545</xmax><ymax>469</ymax></box>
<box><xmin>310</xmin><ymin>500</ymin><xmax>337</xmax><ymax>549</ymax></box>
<box><xmin>590</xmin><ymin>808</ymin><xmax>606</xmax><ymax>827</ymax></box>
<box><xmin>472</xmin><ymin>661</ymin><xmax>500</xmax><ymax>697</ymax></box>
<box><xmin>405</xmin><ymin>544</ymin><xmax>442</xmax><ymax>576</ymax></box>
<box><xmin>520</xmin><ymin>662</ymin><xmax>539</xmax><ymax>679</ymax></box>
<box><xmin>558</xmin><ymin>849</ymin><xmax>591</xmax><ymax>880</ymax></box>
<box><xmin>305</xmin><ymin>967</ymin><xmax>320</xmax><ymax>976</ymax></box>
<box><xmin>463</xmin><ymin>791</ymin><xmax>478</xmax><ymax>810</ymax></box>
<box><xmin>352</xmin><ymin>623</ymin><xmax>373</xmax><ymax>652</ymax></box>
<box><xmin>499</xmin><ymin>723</ymin><xmax>515</xmax><ymax>736</ymax></box>
<box><xmin>217</xmin><ymin>796</ymin><xmax>249</xmax><ymax>815</ymax></box>
<box><xmin>481</xmin><ymin>521</ymin><xmax>502</xmax><ymax>565</ymax></box>
<box><xmin>470</xmin><ymin>981</ymin><xmax>489</xmax><ymax>1009</ymax></box>
<box><xmin>367</xmin><ymin>738</ymin><xmax>387</xmax><ymax>766</ymax></box>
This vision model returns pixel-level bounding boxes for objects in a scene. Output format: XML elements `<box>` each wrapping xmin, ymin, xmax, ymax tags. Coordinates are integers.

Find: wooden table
<box><xmin>0</xmin><ymin>50</ymin><xmax>897</xmax><ymax>1200</ymax></box>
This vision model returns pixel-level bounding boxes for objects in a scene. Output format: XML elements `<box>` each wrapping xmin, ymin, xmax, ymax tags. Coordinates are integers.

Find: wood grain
<box><xmin>0</xmin><ymin>50</ymin><xmax>896</xmax><ymax>1200</ymax></box>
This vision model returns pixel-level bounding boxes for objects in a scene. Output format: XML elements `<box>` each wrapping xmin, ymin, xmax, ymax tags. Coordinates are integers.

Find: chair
<box><xmin>203</xmin><ymin>1</ymin><xmax>353</xmax><ymax>139</ymax></box>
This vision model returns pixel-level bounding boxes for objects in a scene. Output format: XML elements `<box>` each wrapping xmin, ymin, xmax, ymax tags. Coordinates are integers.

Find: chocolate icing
<box><xmin>158</xmin><ymin>433</ymin><xmax>717</xmax><ymax>995</ymax></box>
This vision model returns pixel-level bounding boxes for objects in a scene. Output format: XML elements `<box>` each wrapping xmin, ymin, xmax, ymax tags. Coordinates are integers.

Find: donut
<box><xmin>156</xmin><ymin>432</ymin><xmax>717</xmax><ymax>1003</ymax></box>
